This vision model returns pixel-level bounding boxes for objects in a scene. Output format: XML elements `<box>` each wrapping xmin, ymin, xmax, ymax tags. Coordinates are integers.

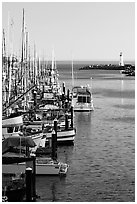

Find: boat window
<box><xmin>83</xmin><ymin>97</ymin><xmax>86</xmax><ymax>103</ymax></box>
<box><xmin>7</xmin><ymin>127</ymin><xmax>14</xmax><ymax>133</ymax></box>
<box><xmin>14</xmin><ymin>126</ymin><xmax>19</xmax><ymax>132</ymax></box>
<box><xmin>78</xmin><ymin>96</ymin><xmax>83</xmax><ymax>103</ymax></box>
<box><xmin>87</xmin><ymin>96</ymin><xmax>91</xmax><ymax>103</ymax></box>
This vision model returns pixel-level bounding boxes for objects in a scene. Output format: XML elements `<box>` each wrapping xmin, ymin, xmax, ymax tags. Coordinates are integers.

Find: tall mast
<box><xmin>21</xmin><ymin>8</ymin><xmax>25</xmax><ymax>93</ymax></box>
<box><xmin>28</xmin><ymin>45</ymin><xmax>31</xmax><ymax>87</ymax></box>
<box><xmin>2</xmin><ymin>29</ymin><xmax>6</xmax><ymax>59</ymax></box>
<box><xmin>33</xmin><ymin>43</ymin><xmax>36</xmax><ymax>84</ymax></box>
<box><xmin>8</xmin><ymin>14</ymin><xmax>14</xmax><ymax>106</ymax></box>
<box><xmin>51</xmin><ymin>48</ymin><xmax>55</xmax><ymax>71</ymax></box>
<box><xmin>71</xmin><ymin>54</ymin><xmax>74</xmax><ymax>87</ymax></box>
<box><xmin>24</xmin><ymin>30</ymin><xmax>28</xmax><ymax>110</ymax></box>
<box><xmin>2</xmin><ymin>29</ymin><xmax>7</xmax><ymax>104</ymax></box>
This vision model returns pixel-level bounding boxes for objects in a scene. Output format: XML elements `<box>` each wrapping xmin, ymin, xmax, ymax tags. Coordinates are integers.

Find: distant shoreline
<box><xmin>56</xmin><ymin>60</ymin><xmax>135</xmax><ymax>65</ymax></box>
<box><xmin>79</xmin><ymin>64</ymin><xmax>135</xmax><ymax>71</ymax></box>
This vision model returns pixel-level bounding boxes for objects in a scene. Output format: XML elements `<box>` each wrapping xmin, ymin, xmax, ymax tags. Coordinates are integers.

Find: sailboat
<box><xmin>2</xmin><ymin>9</ymin><xmax>43</xmax><ymax>152</ymax></box>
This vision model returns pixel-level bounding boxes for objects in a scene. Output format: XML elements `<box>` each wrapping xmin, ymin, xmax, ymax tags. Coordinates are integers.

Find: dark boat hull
<box><xmin>2</xmin><ymin>187</ymin><xmax>26</xmax><ymax>202</ymax></box>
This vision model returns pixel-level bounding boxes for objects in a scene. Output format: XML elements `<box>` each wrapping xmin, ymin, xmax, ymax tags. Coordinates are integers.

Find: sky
<box><xmin>2</xmin><ymin>2</ymin><xmax>135</xmax><ymax>61</ymax></box>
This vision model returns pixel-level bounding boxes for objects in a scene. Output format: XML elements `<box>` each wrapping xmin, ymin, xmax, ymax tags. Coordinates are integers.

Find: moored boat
<box><xmin>71</xmin><ymin>86</ymin><xmax>94</xmax><ymax>112</ymax></box>
<box><xmin>2</xmin><ymin>115</ymin><xmax>44</xmax><ymax>152</ymax></box>
<box><xmin>2</xmin><ymin>115</ymin><xmax>23</xmax><ymax>140</ymax></box>
<box><xmin>3</xmin><ymin>156</ymin><xmax>69</xmax><ymax>176</ymax></box>
<box><xmin>2</xmin><ymin>137</ymin><xmax>69</xmax><ymax>176</ymax></box>
<box><xmin>2</xmin><ymin>174</ymin><xmax>26</xmax><ymax>202</ymax></box>
<box><xmin>45</xmin><ymin>128</ymin><xmax>76</xmax><ymax>144</ymax></box>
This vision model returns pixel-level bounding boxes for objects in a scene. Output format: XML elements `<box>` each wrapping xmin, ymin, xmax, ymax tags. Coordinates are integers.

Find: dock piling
<box><xmin>32</xmin><ymin>156</ymin><xmax>36</xmax><ymax>201</ymax></box>
<box><xmin>65</xmin><ymin>112</ymin><xmax>69</xmax><ymax>130</ymax></box>
<box><xmin>63</xmin><ymin>82</ymin><xmax>65</xmax><ymax>95</ymax></box>
<box><xmin>52</xmin><ymin>121</ymin><xmax>57</xmax><ymax>160</ymax></box>
<box><xmin>67</xmin><ymin>89</ymin><xmax>70</xmax><ymax>101</ymax></box>
<box><xmin>26</xmin><ymin>167</ymin><xmax>33</xmax><ymax>202</ymax></box>
<box><xmin>70</xmin><ymin>106</ymin><xmax>74</xmax><ymax>128</ymax></box>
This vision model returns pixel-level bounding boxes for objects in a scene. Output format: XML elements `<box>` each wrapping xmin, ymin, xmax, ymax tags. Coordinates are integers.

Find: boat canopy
<box><xmin>2</xmin><ymin>136</ymin><xmax>36</xmax><ymax>154</ymax></box>
<box><xmin>77</xmin><ymin>88</ymin><xmax>91</xmax><ymax>95</ymax></box>
<box><xmin>72</xmin><ymin>86</ymin><xmax>91</xmax><ymax>95</ymax></box>
<box><xmin>72</xmin><ymin>86</ymin><xmax>81</xmax><ymax>90</ymax></box>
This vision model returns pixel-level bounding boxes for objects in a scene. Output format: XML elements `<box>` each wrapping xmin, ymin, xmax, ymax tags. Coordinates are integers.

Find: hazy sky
<box><xmin>2</xmin><ymin>2</ymin><xmax>135</xmax><ymax>61</ymax></box>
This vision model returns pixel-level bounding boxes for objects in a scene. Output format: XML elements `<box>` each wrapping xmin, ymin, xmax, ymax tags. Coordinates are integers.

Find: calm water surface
<box><xmin>36</xmin><ymin>64</ymin><xmax>135</xmax><ymax>202</ymax></box>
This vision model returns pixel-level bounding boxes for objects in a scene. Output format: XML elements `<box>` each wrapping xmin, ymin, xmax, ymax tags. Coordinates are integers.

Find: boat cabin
<box><xmin>2</xmin><ymin>116</ymin><xmax>23</xmax><ymax>140</ymax></box>
<box><xmin>72</xmin><ymin>86</ymin><xmax>91</xmax><ymax>103</ymax></box>
<box><xmin>77</xmin><ymin>94</ymin><xmax>91</xmax><ymax>104</ymax></box>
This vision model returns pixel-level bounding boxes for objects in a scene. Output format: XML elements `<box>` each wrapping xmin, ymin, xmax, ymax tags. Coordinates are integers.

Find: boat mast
<box><xmin>2</xmin><ymin>29</ymin><xmax>7</xmax><ymax>104</ymax></box>
<box><xmin>52</xmin><ymin>48</ymin><xmax>54</xmax><ymax>71</ymax></box>
<box><xmin>24</xmin><ymin>30</ymin><xmax>29</xmax><ymax>110</ymax></box>
<box><xmin>21</xmin><ymin>8</ymin><xmax>25</xmax><ymax>94</ymax></box>
<box><xmin>37</xmin><ymin>54</ymin><xmax>40</xmax><ymax>88</ymax></box>
<box><xmin>7</xmin><ymin>14</ymin><xmax>14</xmax><ymax>107</ymax></box>
<box><xmin>33</xmin><ymin>43</ymin><xmax>37</xmax><ymax>85</ymax></box>
<box><xmin>51</xmin><ymin>48</ymin><xmax>55</xmax><ymax>85</ymax></box>
<box><xmin>28</xmin><ymin>45</ymin><xmax>31</xmax><ymax>87</ymax></box>
<box><xmin>71</xmin><ymin>54</ymin><xmax>74</xmax><ymax>88</ymax></box>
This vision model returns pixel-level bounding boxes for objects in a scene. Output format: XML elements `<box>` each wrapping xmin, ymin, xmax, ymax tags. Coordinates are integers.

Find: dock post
<box><xmin>54</xmin><ymin>118</ymin><xmax>58</xmax><ymax>135</ymax></box>
<box><xmin>32</xmin><ymin>156</ymin><xmax>36</xmax><ymax>201</ymax></box>
<box><xmin>54</xmin><ymin>119</ymin><xmax>58</xmax><ymax>158</ymax></box>
<box><xmin>70</xmin><ymin>106</ymin><xmax>74</xmax><ymax>128</ymax></box>
<box><xmin>67</xmin><ymin>89</ymin><xmax>70</xmax><ymax>101</ymax></box>
<box><xmin>65</xmin><ymin>112</ymin><xmax>69</xmax><ymax>130</ymax></box>
<box><xmin>26</xmin><ymin>167</ymin><xmax>32</xmax><ymax>202</ymax></box>
<box><xmin>63</xmin><ymin>82</ymin><xmax>65</xmax><ymax>95</ymax></box>
<box><xmin>62</xmin><ymin>92</ymin><xmax>65</xmax><ymax>108</ymax></box>
<box><xmin>52</xmin><ymin>130</ymin><xmax>57</xmax><ymax>160</ymax></box>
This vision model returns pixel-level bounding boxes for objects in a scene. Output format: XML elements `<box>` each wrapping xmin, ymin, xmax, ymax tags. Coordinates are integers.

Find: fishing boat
<box><xmin>2</xmin><ymin>115</ymin><xmax>44</xmax><ymax>152</ymax></box>
<box><xmin>3</xmin><ymin>156</ymin><xmax>69</xmax><ymax>176</ymax></box>
<box><xmin>2</xmin><ymin>137</ymin><xmax>69</xmax><ymax>176</ymax></box>
<box><xmin>71</xmin><ymin>85</ymin><xmax>94</xmax><ymax>112</ymax></box>
<box><xmin>45</xmin><ymin>127</ymin><xmax>76</xmax><ymax>144</ymax></box>
<box><xmin>2</xmin><ymin>136</ymin><xmax>36</xmax><ymax>202</ymax></box>
<box><xmin>33</xmin><ymin>157</ymin><xmax>69</xmax><ymax>175</ymax></box>
<box><xmin>71</xmin><ymin>57</ymin><xmax>94</xmax><ymax>112</ymax></box>
<box><xmin>2</xmin><ymin>115</ymin><xmax>24</xmax><ymax>140</ymax></box>
<box><xmin>42</xmin><ymin>109</ymin><xmax>76</xmax><ymax>144</ymax></box>
<box><xmin>2</xmin><ymin>173</ymin><xmax>26</xmax><ymax>202</ymax></box>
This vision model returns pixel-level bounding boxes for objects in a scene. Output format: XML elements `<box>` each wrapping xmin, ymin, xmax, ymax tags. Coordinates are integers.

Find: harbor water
<box><xmin>36</xmin><ymin>62</ymin><xmax>135</xmax><ymax>202</ymax></box>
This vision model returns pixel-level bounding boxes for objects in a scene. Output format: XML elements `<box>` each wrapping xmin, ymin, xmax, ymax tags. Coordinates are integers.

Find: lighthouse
<box><xmin>119</xmin><ymin>52</ymin><xmax>124</xmax><ymax>66</ymax></box>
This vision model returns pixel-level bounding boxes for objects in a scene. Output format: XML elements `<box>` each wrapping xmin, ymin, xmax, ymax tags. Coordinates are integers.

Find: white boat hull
<box><xmin>72</xmin><ymin>85</ymin><xmax>94</xmax><ymax>112</ymax></box>
<box><xmin>2</xmin><ymin>163</ymin><xmax>60</xmax><ymax>175</ymax></box>
<box><xmin>2</xmin><ymin>116</ymin><xmax>23</xmax><ymax>126</ymax></box>
<box><xmin>72</xmin><ymin>98</ymin><xmax>94</xmax><ymax>112</ymax></box>
<box><xmin>2</xmin><ymin>159</ymin><xmax>68</xmax><ymax>175</ymax></box>
<box><xmin>73</xmin><ymin>103</ymin><xmax>94</xmax><ymax>112</ymax></box>
<box><xmin>46</xmin><ymin>129</ymin><xmax>76</xmax><ymax>143</ymax></box>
